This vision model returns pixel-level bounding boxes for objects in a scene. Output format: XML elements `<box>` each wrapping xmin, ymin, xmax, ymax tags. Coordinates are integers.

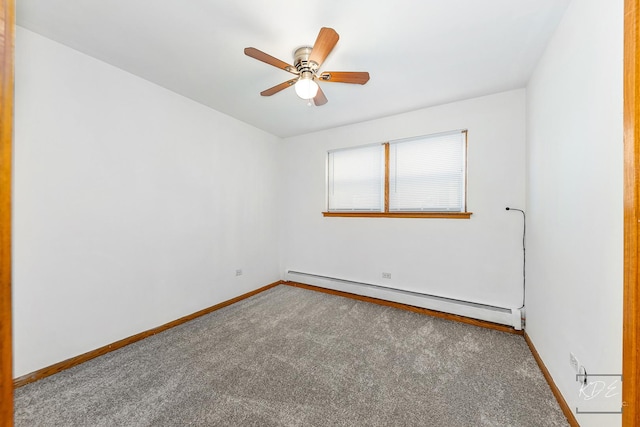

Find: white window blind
<box><xmin>389</xmin><ymin>131</ymin><xmax>466</xmax><ymax>212</ymax></box>
<box><xmin>327</xmin><ymin>144</ymin><xmax>384</xmax><ymax>211</ymax></box>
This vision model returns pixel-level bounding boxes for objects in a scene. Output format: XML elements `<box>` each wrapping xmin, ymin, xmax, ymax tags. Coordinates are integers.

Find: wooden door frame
<box><xmin>624</xmin><ymin>0</ymin><xmax>640</xmax><ymax>425</ymax></box>
<box><xmin>0</xmin><ymin>0</ymin><xmax>13</xmax><ymax>425</ymax></box>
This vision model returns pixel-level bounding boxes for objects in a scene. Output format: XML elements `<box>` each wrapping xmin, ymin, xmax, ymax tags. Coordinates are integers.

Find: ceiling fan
<box><xmin>244</xmin><ymin>27</ymin><xmax>370</xmax><ymax>106</ymax></box>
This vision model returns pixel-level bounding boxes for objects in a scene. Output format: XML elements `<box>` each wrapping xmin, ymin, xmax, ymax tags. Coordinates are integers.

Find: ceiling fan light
<box><xmin>294</xmin><ymin>77</ymin><xmax>319</xmax><ymax>100</ymax></box>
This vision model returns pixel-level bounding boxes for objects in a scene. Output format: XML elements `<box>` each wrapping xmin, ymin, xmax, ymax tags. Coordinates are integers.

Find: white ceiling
<box><xmin>16</xmin><ymin>0</ymin><xmax>571</xmax><ymax>138</ymax></box>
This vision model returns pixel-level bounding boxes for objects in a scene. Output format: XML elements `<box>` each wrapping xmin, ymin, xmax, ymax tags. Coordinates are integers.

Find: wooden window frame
<box><xmin>323</xmin><ymin>131</ymin><xmax>471</xmax><ymax>219</ymax></box>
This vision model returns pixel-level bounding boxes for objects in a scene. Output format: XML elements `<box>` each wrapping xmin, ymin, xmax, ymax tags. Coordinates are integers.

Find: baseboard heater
<box><xmin>285</xmin><ymin>270</ymin><xmax>522</xmax><ymax>330</ymax></box>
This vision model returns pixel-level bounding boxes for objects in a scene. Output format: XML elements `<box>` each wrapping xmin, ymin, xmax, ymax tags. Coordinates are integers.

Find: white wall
<box><xmin>13</xmin><ymin>28</ymin><xmax>282</xmax><ymax>377</ymax></box>
<box><xmin>280</xmin><ymin>90</ymin><xmax>527</xmax><ymax>310</ymax></box>
<box><xmin>526</xmin><ymin>0</ymin><xmax>623</xmax><ymax>425</ymax></box>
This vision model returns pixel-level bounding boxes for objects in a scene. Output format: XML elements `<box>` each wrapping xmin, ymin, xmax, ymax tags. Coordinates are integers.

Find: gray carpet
<box><xmin>15</xmin><ymin>284</ymin><xmax>569</xmax><ymax>426</ymax></box>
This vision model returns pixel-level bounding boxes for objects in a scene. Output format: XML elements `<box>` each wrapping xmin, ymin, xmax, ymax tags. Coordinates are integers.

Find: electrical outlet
<box><xmin>569</xmin><ymin>352</ymin><xmax>580</xmax><ymax>373</ymax></box>
<box><xmin>382</xmin><ymin>272</ymin><xmax>391</xmax><ymax>279</ymax></box>
<box><xmin>235</xmin><ymin>269</ymin><xmax>243</xmax><ymax>276</ymax></box>
<box><xmin>578</xmin><ymin>365</ymin><xmax>588</xmax><ymax>385</ymax></box>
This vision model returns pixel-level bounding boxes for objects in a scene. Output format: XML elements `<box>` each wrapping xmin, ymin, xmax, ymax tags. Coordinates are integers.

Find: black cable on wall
<box><xmin>506</xmin><ymin>207</ymin><xmax>526</xmax><ymax>309</ymax></box>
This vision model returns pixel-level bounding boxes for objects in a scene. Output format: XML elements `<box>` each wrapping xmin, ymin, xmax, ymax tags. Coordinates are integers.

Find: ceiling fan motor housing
<box><xmin>294</xmin><ymin>46</ymin><xmax>318</xmax><ymax>78</ymax></box>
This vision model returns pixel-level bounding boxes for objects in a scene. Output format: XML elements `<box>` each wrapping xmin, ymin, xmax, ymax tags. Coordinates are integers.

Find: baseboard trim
<box><xmin>13</xmin><ymin>280</ymin><xmax>285</xmax><ymax>388</ymax></box>
<box><xmin>285</xmin><ymin>281</ymin><xmax>523</xmax><ymax>336</ymax></box>
<box><xmin>524</xmin><ymin>332</ymin><xmax>579</xmax><ymax>427</ymax></box>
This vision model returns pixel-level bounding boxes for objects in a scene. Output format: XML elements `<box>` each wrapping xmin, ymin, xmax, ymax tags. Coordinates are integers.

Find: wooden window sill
<box><xmin>322</xmin><ymin>212</ymin><xmax>472</xmax><ymax>219</ymax></box>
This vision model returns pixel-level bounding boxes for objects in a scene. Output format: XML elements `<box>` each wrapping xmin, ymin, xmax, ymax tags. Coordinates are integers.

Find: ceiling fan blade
<box><xmin>313</xmin><ymin>85</ymin><xmax>328</xmax><ymax>106</ymax></box>
<box><xmin>308</xmin><ymin>27</ymin><xmax>339</xmax><ymax>67</ymax></box>
<box><xmin>260</xmin><ymin>79</ymin><xmax>297</xmax><ymax>96</ymax></box>
<box><xmin>319</xmin><ymin>71</ymin><xmax>370</xmax><ymax>85</ymax></box>
<box><xmin>244</xmin><ymin>47</ymin><xmax>297</xmax><ymax>74</ymax></box>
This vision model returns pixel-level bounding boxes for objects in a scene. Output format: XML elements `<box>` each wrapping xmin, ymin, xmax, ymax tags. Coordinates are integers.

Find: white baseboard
<box><xmin>285</xmin><ymin>270</ymin><xmax>522</xmax><ymax>330</ymax></box>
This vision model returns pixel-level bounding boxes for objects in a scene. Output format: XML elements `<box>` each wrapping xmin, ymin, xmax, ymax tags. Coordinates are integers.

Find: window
<box><xmin>325</xmin><ymin>130</ymin><xmax>470</xmax><ymax>218</ymax></box>
<box><xmin>327</xmin><ymin>144</ymin><xmax>384</xmax><ymax>212</ymax></box>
